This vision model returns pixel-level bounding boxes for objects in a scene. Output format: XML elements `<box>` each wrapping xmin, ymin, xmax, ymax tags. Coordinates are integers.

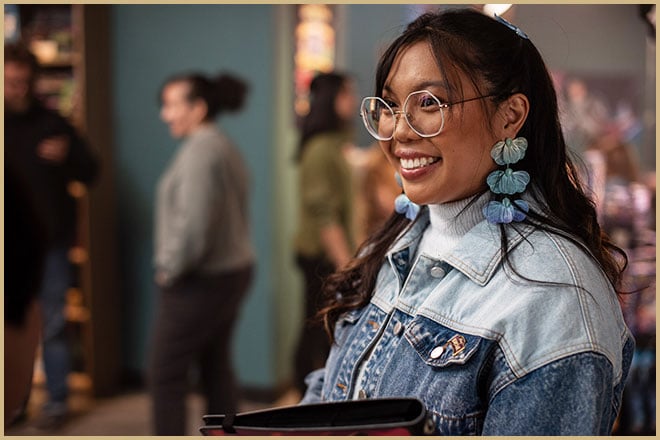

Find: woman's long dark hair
<box><xmin>319</xmin><ymin>8</ymin><xmax>628</xmax><ymax>340</ymax></box>
<box><xmin>160</xmin><ymin>72</ymin><xmax>248</xmax><ymax>120</ymax></box>
<box><xmin>296</xmin><ymin>72</ymin><xmax>351</xmax><ymax>160</ymax></box>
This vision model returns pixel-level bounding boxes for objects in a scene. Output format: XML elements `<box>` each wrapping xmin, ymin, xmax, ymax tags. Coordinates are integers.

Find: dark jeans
<box><xmin>148</xmin><ymin>265</ymin><xmax>253</xmax><ymax>435</ymax></box>
<box><xmin>293</xmin><ymin>254</ymin><xmax>334</xmax><ymax>393</ymax></box>
<box><xmin>40</xmin><ymin>245</ymin><xmax>73</xmax><ymax>414</ymax></box>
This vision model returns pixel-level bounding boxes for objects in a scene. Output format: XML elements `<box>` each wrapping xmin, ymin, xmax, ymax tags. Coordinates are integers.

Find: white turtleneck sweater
<box><xmin>416</xmin><ymin>191</ymin><xmax>490</xmax><ymax>260</ymax></box>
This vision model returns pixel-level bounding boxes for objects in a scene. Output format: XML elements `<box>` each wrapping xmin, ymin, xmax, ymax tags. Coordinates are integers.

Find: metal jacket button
<box><xmin>430</xmin><ymin>266</ymin><xmax>445</xmax><ymax>278</ymax></box>
<box><xmin>393</xmin><ymin>321</ymin><xmax>404</xmax><ymax>336</ymax></box>
<box><xmin>430</xmin><ymin>346</ymin><xmax>444</xmax><ymax>359</ymax></box>
<box><xmin>358</xmin><ymin>389</ymin><xmax>367</xmax><ymax>399</ymax></box>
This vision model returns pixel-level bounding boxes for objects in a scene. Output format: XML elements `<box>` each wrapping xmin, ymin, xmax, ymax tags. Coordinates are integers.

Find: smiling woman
<box><xmin>371</xmin><ymin>39</ymin><xmax>527</xmax><ymax>205</ymax></box>
<box><xmin>299</xmin><ymin>8</ymin><xmax>634</xmax><ymax>436</ymax></box>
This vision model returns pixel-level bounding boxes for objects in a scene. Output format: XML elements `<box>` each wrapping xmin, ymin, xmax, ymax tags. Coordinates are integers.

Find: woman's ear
<box><xmin>192</xmin><ymin>98</ymin><xmax>209</xmax><ymax>123</ymax></box>
<box><xmin>496</xmin><ymin>93</ymin><xmax>529</xmax><ymax>138</ymax></box>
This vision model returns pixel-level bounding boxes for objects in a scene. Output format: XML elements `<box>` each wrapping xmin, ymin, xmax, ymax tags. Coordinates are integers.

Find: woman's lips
<box><xmin>397</xmin><ymin>154</ymin><xmax>442</xmax><ymax>180</ymax></box>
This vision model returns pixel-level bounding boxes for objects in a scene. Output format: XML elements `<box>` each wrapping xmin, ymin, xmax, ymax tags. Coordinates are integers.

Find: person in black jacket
<box><xmin>4</xmin><ymin>165</ymin><xmax>46</xmax><ymax>428</ymax></box>
<box><xmin>4</xmin><ymin>42</ymin><xmax>99</xmax><ymax>430</ymax></box>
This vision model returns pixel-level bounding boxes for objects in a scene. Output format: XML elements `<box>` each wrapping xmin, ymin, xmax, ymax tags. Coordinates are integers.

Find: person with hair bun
<box><xmin>300</xmin><ymin>9</ymin><xmax>634</xmax><ymax>435</ymax></box>
<box><xmin>149</xmin><ymin>71</ymin><xmax>254</xmax><ymax>435</ymax></box>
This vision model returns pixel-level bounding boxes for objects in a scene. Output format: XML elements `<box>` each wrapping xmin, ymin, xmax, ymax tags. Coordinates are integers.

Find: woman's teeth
<box><xmin>400</xmin><ymin>156</ymin><xmax>439</xmax><ymax>170</ymax></box>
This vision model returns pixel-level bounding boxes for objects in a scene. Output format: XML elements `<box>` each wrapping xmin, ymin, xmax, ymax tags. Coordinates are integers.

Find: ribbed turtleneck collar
<box><xmin>417</xmin><ymin>191</ymin><xmax>490</xmax><ymax>260</ymax></box>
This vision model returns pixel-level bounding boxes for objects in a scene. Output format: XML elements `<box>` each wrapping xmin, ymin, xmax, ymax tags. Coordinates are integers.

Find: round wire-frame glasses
<box><xmin>360</xmin><ymin>89</ymin><xmax>493</xmax><ymax>141</ymax></box>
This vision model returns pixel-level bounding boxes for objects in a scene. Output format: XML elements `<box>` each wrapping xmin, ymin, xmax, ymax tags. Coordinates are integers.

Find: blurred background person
<box><xmin>561</xmin><ymin>76</ymin><xmax>610</xmax><ymax>154</ymax></box>
<box><xmin>149</xmin><ymin>71</ymin><xmax>254</xmax><ymax>435</ymax></box>
<box><xmin>4</xmin><ymin>42</ymin><xmax>99</xmax><ymax>430</ymax></box>
<box><xmin>4</xmin><ymin>165</ymin><xmax>46</xmax><ymax>427</ymax></box>
<box><xmin>583</xmin><ymin>124</ymin><xmax>647</xmax><ymax>255</ymax></box>
<box><xmin>352</xmin><ymin>143</ymin><xmax>401</xmax><ymax>243</ymax></box>
<box><xmin>291</xmin><ymin>72</ymin><xmax>358</xmax><ymax>398</ymax></box>
<box><xmin>583</xmin><ymin>124</ymin><xmax>656</xmax><ymax>435</ymax></box>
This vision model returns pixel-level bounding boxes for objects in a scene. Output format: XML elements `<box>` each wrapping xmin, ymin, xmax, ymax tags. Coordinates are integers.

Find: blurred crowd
<box><xmin>560</xmin><ymin>75</ymin><xmax>655</xmax><ymax>435</ymax></box>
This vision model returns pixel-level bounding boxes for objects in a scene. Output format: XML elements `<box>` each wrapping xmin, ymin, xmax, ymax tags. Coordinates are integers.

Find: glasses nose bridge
<box><xmin>391</xmin><ymin>108</ymin><xmax>414</xmax><ymax>135</ymax></box>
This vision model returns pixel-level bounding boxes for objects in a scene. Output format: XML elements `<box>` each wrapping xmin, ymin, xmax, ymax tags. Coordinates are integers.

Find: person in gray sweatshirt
<box><xmin>149</xmin><ymin>71</ymin><xmax>254</xmax><ymax>435</ymax></box>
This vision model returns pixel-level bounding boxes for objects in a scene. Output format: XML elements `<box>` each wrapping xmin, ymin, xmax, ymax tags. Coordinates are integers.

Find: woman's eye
<box><xmin>418</xmin><ymin>95</ymin><xmax>438</xmax><ymax>107</ymax></box>
<box><xmin>383</xmin><ymin>98</ymin><xmax>398</xmax><ymax>109</ymax></box>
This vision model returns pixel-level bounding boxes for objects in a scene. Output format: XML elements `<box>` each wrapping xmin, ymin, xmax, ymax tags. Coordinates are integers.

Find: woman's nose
<box><xmin>393</xmin><ymin>111</ymin><xmax>416</xmax><ymax>142</ymax></box>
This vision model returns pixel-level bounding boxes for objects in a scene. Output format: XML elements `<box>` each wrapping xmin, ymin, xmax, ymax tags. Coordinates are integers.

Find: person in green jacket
<box><xmin>293</xmin><ymin>72</ymin><xmax>358</xmax><ymax>396</ymax></box>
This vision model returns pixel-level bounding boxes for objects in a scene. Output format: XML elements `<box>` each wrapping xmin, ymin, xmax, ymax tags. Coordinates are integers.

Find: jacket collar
<box><xmin>387</xmin><ymin>206</ymin><xmax>535</xmax><ymax>286</ymax></box>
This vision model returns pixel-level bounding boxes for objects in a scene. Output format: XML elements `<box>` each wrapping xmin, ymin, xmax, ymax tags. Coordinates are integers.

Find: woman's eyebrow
<box><xmin>417</xmin><ymin>80</ymin><xmax>448</xmax><ymax>90</ymax></box>
<box><xmin>382</xmin><ymin>81</ymin><xmax>450</xmax><ymax>94</ymax></box>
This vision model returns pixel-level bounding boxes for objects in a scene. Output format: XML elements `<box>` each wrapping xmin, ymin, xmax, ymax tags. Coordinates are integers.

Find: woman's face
<box><xmin>379</xmin><ymin>41</ymin><xmax>500</xmax><ymax>205</ymax></box>
<box><xmin>160</xmin><ymin>81</ymin><xmax>205</xmax><ymax>139</ymax></box>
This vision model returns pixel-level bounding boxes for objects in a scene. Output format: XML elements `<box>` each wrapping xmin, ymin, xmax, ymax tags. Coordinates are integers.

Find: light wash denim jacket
<box><xmin>301</xmin><ymin>207</ymin><xmax>634</xmax><ymax>435</ymax></box>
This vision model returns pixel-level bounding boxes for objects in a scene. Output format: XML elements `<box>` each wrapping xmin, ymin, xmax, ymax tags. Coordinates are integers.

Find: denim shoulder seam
<box><xmin>543</xmin><ymin>230</ymin><xmax>596</xmax><ymax>343</ymax></box>
<box><xmin>489</xmin><ymin>350</ymin><xmax>615</xmax><ymax>402</ymax></box>
<box><xmin>415</xmin><ymin>307</ymin><xmax>622</xmax><ymax>380</ymax></box>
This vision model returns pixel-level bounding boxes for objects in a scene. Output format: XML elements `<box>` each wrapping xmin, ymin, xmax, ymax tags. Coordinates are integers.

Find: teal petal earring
<box><xmin>484</xmin><ymin>198</ymin><xmax>529</xmax><ymax>224</ymax></box>
<box><xmin>483</xmin><ymin>137</ymin><xmax>530</xmax><ymax>224</ymax></box>
<box><xmin>490</xmin><ymin>137</ymin><xmax>528</xmax><ymax>165</ymax></box>
<box><xmin>486</xmin><ymin>168</ymin><xmax>530</xmax><ymax>195</ymax></box>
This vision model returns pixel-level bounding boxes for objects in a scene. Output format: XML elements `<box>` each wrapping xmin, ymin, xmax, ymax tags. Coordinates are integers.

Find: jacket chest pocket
<box><xmin>399</xmin><ymin>316</ymin><xmax>486</xmax><ymax>435</ymax></box>
<box><xmin>404</xmin><ymin>317</ymin><xmax>482</xmax><ymax>367</ymax></box>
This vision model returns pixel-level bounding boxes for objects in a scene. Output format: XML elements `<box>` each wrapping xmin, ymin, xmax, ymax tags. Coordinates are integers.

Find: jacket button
<box><xmin>430</xmin><ymin>266</ymin><xmax>445</xmax><ymax>278</ymax></box>
<box><xmin>393</xmin><ymin>321</ymin><xmax>404</xmax><ymax>336</ymax></box>
<box><xmin>358</xmin><ymin>389</ymin><xmax>367</xmax><ymax>399</ymax></box>
<box><xmin>430</xmin><ymin>346</ymin><xmax>444</xmax><ymax>359</ymax></box>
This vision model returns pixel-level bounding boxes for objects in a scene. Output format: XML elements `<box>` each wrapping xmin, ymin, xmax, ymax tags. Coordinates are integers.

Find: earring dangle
<box><xmin>394</xmin><ymin>172</ymin><xmax>420</xmax><ymax>221</ymax></box>
<box><xmin>483</xmin><ymin>137</ymin><xmax>530</xmax><ymax>224</ymax></box>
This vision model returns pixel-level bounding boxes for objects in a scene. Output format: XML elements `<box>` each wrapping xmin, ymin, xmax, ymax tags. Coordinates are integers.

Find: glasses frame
<box><xmin>360</xmin><ymin>89</ymin><xmax>494</xmax><ymax>141</ymax></box>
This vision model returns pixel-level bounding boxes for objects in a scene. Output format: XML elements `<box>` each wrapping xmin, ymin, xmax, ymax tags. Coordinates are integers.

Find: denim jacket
<box><xmin>301</xmin><ymin>207</ymin><xmax>634</xmax><ymax>435</ymax></box>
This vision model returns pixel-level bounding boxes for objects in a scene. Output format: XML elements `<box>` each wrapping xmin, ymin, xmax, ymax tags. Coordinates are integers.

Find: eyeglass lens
<box><xmin>360</xmin><ymin>90</ymin><xmax>445</xmax><ymax>140</ymax></box>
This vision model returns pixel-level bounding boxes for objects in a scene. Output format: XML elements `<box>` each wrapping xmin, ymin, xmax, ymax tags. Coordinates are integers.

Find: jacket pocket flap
<box><xmin>338</xmin><ymin>308</ymin><xmax>363</xmax><ymax>326</ymax></box>
<box><xmin>333</xmin><ymin>308</ymin><xmax>367</xmax><ymax>346</ymax></box>
<box><xmin>404</xmin><ymin>317</ymin><xmax>480</xmax><ymax>367</ymax></box>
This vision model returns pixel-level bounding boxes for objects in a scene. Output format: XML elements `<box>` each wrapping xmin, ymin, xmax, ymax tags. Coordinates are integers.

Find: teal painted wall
<box><xmin>112</xmin><ymin>5</ymin><xmax>275</xmax><ymax>386</ymax></box>
<box><xmin>341</xmin><ymin>4</ymin><xmax>410</xmax><ymax>147</ymax></box>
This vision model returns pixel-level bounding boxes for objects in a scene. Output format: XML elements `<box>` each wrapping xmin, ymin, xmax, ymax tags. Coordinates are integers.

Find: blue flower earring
<box><xmin>483</xmin><ymin>137</ymin><xmax>530</xmax><ymax>224</ymax></box>
<box><xmin>394</xmin><ymin>172</ymin><xmax>420</xmax><ymax>221</ymax></box>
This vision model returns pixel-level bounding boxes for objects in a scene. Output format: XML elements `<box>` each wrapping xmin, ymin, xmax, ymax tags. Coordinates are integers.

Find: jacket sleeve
<box><xmin>482</xmin><ymin>351</ymin><xmax>621</xmax><ymax>435</ymax></box>
<box><xmin>60</xmin><ymin>116</ymin><xmax>99</xmax><ymax>185</ymax></box>
<box><xmin>299</xmin><ymin>368</ymin><xmax>326</xmax><ymax>405</ymax></box>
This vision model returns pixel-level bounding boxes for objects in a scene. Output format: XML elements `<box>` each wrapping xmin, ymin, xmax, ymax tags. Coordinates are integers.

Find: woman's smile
<box><xmin>396</xmin><ymin>150</ymin><xmax>442</xmax><ymax>180</ymax></box>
